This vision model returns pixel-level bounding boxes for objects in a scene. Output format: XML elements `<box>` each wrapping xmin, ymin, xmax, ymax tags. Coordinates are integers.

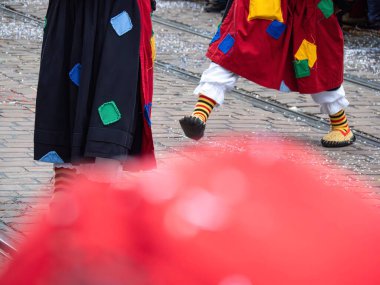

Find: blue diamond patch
<box><xmin>144</xmin><ymin>103</ymin><xmax>152</xmax><ymax>127</ymax></box>
<box><xmin>266</xmin><ymin>20</ymin><xmax>286</xmax><ymax>40</ymax></box>
<box><xmin>111</xmin><ymin>11</ymin><xmax>133</xmax><ymax>36</ymax></box>
<box><xmin>39</xmin><ymin>151</ymin><xmax>64</xmax><ymax>164</ymax></box>
<box><xmin>69</xmin><ymin>63</ymin><xmax>81</xmax><ymax>86</ymax></box>
<box><xmin>218</xmin><ymin>34</ymin><xmax>235</xmax><ymax>54</ymax></box>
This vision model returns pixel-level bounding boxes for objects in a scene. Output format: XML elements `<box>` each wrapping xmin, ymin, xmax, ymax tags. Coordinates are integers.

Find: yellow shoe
<box><xmin>321</xmin><ymin>128</ymin><xmax>356</xmax><ymax>148</ymax></box>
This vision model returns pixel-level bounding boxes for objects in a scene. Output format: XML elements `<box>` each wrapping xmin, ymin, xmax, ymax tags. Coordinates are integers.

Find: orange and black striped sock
<box><xmin>54</xmin><ymin>167</ymin><xmax>76</xmax><ymax>192</ymax></box>
<box><xmin>191</xmin><ymin>94</ymin><xmax>217</xmax><ymax>123</ymax></box>
<box><xmin>329</xmin><ymin>109</ymin><xmax>350</xmax><ymax>132</ymax></box>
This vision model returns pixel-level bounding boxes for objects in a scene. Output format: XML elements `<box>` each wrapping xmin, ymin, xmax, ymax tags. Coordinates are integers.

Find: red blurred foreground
<box><xmin>1</xmin><ymin>137</ymin><xmax>380</xmax><ymax>285</ymax></box>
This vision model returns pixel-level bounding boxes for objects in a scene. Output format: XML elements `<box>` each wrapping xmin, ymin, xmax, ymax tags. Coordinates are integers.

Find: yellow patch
<box><xmin>150</xmin><ymin>34</ymin><xmax>156</xmax><ymax>62</ymax></box>
<box><xmin>295</xmin><ymin>39</ymin><xmax>317</xmax><ymax>68</ymax></box>
<box><xmin>247</xmin><ymin>0</ymin><xmax>284</xmax><ymax>23</ymax></box>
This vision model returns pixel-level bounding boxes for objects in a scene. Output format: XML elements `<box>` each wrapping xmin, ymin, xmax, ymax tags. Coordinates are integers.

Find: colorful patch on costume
<box><xmin>144</xmin><ymin>103</ymin><xmax>152</xmax><ymax>127</ymax></box>
<box><xmin>211</xmin><ymin>26</ymin><xmax>221</xmax><ymax>44</ymax></box>
<box><xmin>98</xmin><ymin>101</ymin><xmax>122</xmax><ymax>125</ymax></box>
<box><xmin>266</xmin><ymin>20</ymin><xmax>286</xmax><ymax>40</ymax></box>
<box><xmin>39</xmin><ymin>151</ymin><xmax>64</xmax><ymax>164</ymax></box>
<box><xmin>218</xmin><ymin>34</ymin><xmax>235</xmax><ymax>54</ymax></box>
<box><xmin>248</xmin><ymin>0</ymin><xmax>284</xmax><ymax>23</ymax></box>
<box><xmin>294</xmin><ymin>59</ymin><xmax>311</xmax><ymax>78</ymax></box>
<box><xmin>295</xmin><ymin>39</ymin><xmax>317</xmax><ymax>68</ymax></box>
<box><xmin>69</xmin><ymin>63</ymin><xmax>82</xmax><ymax>86</ymax></box>
<box><xmin>110</xmin><ymin>11</ymin><xmax>133</xmax><ymax>36</ymax></box>
<box><xmin>150</xmin><ymin>33</ymin><xmax>156</xmax><ymax>62</ymax></box>
<box><xmin>317</xmin><ymin>0</ymin><xmax>334</xmax><ymax>19</ymax></box>
<box><xmin>279</xmin><ymin>81</ymin><xmax>291</xmax><ymax>92</ymax></box>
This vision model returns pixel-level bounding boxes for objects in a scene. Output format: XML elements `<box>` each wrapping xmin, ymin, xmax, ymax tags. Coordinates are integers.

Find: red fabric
<box><xmin>138</xmin><ymin>0</ymin><xmax>156</xmax><ymax>167</ymax></box>
<box><xmin>2</xmin><ymin>137</ymin><xmax>380</xmax><ymax>285</ymax></box>
<box><xmin>207</xmin><ymin>0</ymin><xmax>344</xmax><ymax>94</ymax></box>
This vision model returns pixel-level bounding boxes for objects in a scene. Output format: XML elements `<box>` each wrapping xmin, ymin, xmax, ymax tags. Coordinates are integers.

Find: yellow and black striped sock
<box><xmin>191</xmin><ymin>94</ymin><xmax>217</xmax><ymax>123</ymax></box>
<box><xmin>321</xmin><ymin>109</ymin><xmax>355</xmax><ymax>147</ymax></box>
<box><xmin>329</xmin><ymin>109</ymin><xmax>350</xmax><ymax>132</ymax></box>
<box><xmin>54</xmin><ymin>167</ymin><xmax>76</xmax><ymax>192</ymax></box>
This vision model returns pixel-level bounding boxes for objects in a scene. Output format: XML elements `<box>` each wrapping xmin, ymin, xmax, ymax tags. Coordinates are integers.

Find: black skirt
<box><xmin>34</xmin><ymin>0</ymin><xmax>144</xmax><ymax>164</ymax></box>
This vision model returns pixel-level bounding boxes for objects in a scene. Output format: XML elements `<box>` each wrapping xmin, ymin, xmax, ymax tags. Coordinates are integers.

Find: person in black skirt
<box><xmin>34</xmin><ymin>0</ymin><xmax>157</xmax><ymax>190</ymax></box>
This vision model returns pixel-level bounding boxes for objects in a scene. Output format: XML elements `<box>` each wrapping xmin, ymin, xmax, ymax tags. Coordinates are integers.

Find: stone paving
<box><xmin>0</xmin><ymin>0</ymin><xmax>380</xmax><ymax>270</ymax></box>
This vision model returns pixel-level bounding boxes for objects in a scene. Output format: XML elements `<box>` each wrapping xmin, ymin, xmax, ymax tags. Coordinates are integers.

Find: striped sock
<box><xmin>329</xmin><ymin>109</ymin><xmax>350</xmax><ymax>132</ymax></box>
<box><xmin>54</xmin><ymin>167</ymin><xmax>76</xmax><ymax>192</ymax></box>
<box><xmin>191</xmin><ymin>94</ymin><xmax>217</xmax><ymax>123</ymax></box>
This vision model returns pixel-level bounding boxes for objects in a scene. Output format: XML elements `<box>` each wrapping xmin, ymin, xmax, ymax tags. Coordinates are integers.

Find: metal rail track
<box><xmin>0</xmin><ymin>235</ymin><xmax>17</xmax><ymax>260</ymax></box>
<box><xmin>0</xmin><ymin>3</ymin><xmax>42</xmax><ymax>24</ymax></box>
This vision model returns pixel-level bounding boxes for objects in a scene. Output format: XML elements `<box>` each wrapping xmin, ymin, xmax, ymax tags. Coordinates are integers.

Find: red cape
<box><xmin>207</xmin><ymin>0</ymin><xmax>344</xmax><ymax>94</ymax></box>
<box><xmin>138</xmin><ymin>0</ymin><xmax>156</xmax><ymax>167</ymax></box>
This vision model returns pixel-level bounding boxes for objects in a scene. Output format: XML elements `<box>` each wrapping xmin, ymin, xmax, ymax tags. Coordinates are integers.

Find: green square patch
<box><xmin>317</xmin><ymin>0</ymin><xmax>334</xmax><ymax>19</ymax></box>
<box><xmin>98</xmin><ymin>101</ymin><xmax>121</xmax><ymax>125</ymax></box>
<box><xmin>294</xmin><ymin>59</ymin><xmax>310</xmax><ymax>79</ymax></box>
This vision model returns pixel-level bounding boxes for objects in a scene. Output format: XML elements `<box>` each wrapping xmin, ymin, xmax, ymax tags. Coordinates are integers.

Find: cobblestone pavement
<box><xmin>0</xmin><ymin>0</ymin><xmax>380</xmax><ymax>270</ymax></box>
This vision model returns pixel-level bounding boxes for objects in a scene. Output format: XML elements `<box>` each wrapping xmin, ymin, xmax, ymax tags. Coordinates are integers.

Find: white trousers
<box><xmin>194</xmin><ymin>63</ymin><xmax>349</xmax><ymax>115</ymax></box>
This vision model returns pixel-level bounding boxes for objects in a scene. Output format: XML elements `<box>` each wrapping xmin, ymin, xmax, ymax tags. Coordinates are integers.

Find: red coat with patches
<box><xmin>207</xmin><ymin>0</ymin><xmax>344</xmax><ymax>94</ymax></box>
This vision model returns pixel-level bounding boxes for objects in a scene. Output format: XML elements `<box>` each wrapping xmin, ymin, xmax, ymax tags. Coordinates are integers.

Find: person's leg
<box><xmin>78</xmin><ymin>158</ymin><xmax>122</xmax><ymax>183</ymax></box>
<box><xmin>366</xmin><ymin>0</ymin><xmax>380</xmax><ymax>29</ymax></box>
<box><xmin>53</xmin><ymin>164</ymin><xmax>77</xmax><ymax>192</ymax></box>
<box><xmin>180</xmin><ymin>62</ymin><xmax>238</xmax><ymax>140</ymax></box>
<box><xmin>357</xmin><ymin>0</ymin><xmax>380</xmax><ymax>29</ymax></box>
<box><xmin>204</xmin><ymin>0</ymin><xmax>228</xmax><ymax>13</ymax></box>
<box><xmin>367</xmin><ymin>0</ymin><xmax>380</xmax><ymax>23</ymax></box>
<box><xmin>49</xmin><ymin>163</ymin><xmax>78</xmax><ymax>208</ymax></box>
<box><xmin>311</xmin><ymin>86</ymin><xmax>356</xmax><ymax>147</ymax></box>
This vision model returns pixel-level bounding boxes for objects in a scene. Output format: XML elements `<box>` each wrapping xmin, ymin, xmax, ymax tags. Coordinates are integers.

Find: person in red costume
<box><xmin>180</xmin><ymin>0</ymin><xmax>356</xmax><ymax>148</ymax></box>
